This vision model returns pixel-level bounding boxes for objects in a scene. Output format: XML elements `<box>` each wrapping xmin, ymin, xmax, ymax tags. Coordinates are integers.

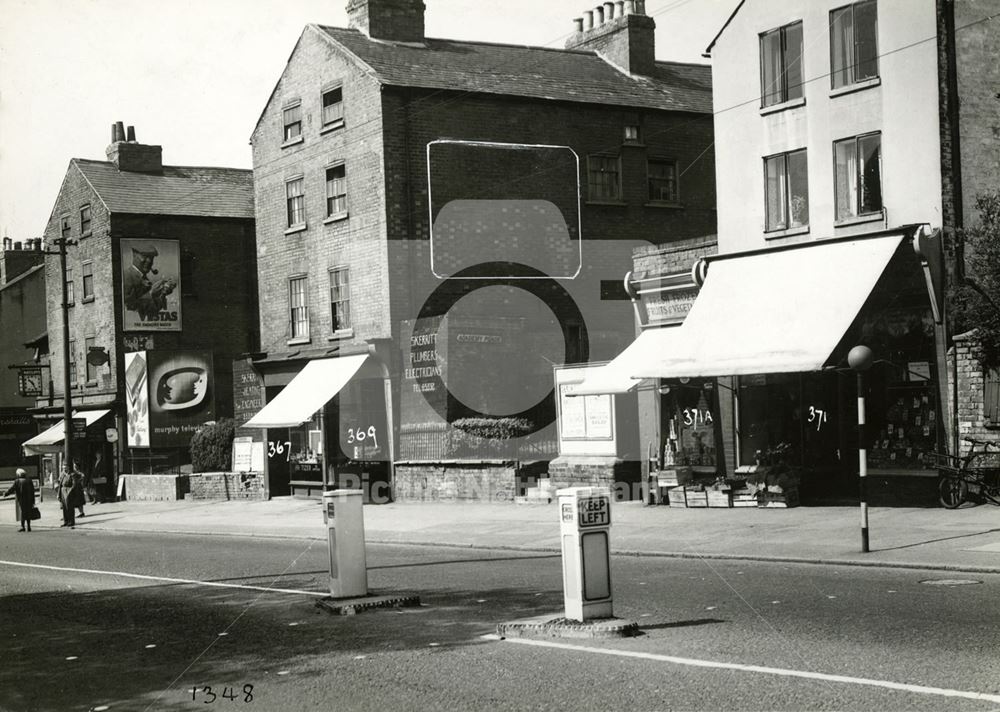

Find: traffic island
<box><xmin>315</xmin><ymin>592</ymin><xmax>421</xmax><ymax>616</ymax></box>
<box><xmin>496</xmin><ymin>615</ymin><xmax>639</xmax><ymax>640</ymax></box>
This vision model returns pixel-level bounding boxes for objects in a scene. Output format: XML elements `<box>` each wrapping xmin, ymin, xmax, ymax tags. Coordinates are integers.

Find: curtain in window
<box><xmin>765</xmin><ymin>155</ymin><xmax>787</xmax><ymax>230</ymax></box>
<box><xmin>834</xmin><ymin>139</ymin><xmax>857</xmax><ymax>220</ymax></box>
<box><xmin>786</xmin><ymin>151</ymin><xmax>809</xmax><ymax>227</ymax></box>
<box><xmin>858</xmin><ymin>134</ymin><xmax>882</xmax><ymax>214</ymax></box>
<box><xmin>830</xmin><ymin>7</ymin><xmax>853</xmax><ymax>89</ymax></box>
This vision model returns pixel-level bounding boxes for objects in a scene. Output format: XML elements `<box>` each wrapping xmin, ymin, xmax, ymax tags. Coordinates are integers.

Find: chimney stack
<box><xmin>106</xmin><ymin>120</ymin><xmax>163</xmax><ymax>174</ymax></box>
<box><xmin>565</xmin><ymin>1</ymin><xmax>656</xmax><ymax>76</ymax></box>
<box><xmin>346</xmin><ymin>0</ymin><xmax>426</xmax><ymax>43</ymax></box>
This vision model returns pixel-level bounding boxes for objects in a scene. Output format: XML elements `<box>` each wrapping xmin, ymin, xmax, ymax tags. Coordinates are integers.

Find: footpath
<box><xmin>12</xmin><ymin>494</ymin><xmax>1000</xmax><ymax>574</ymax></box>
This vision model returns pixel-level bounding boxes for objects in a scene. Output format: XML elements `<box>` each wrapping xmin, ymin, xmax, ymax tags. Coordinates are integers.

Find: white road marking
<box><xmin>0</xmin><ymin>559</ymin><xmax>327</xmax><ymax>597</ymax></box>
<box><xmin>505</xmin><ymin>638</ymin><xmax>1000</xmax><ymax>704</ymax></box>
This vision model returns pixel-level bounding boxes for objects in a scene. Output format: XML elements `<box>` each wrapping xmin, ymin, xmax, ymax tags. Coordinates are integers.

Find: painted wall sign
<box><xmin>146</xmin><ymin>350</ymin><xmax>215</xmax><ymax>448</ymax></box>
<box><xmin>124</xmin><ymin>351</ymin><xmax>150</xmax><ymax>447</ymax></box>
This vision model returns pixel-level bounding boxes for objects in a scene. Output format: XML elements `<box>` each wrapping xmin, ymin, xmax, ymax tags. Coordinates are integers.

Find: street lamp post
<box><xmin>848</xmin><ymin>345</ymin><xmax>874</xmax><ymax>553</ymax></box>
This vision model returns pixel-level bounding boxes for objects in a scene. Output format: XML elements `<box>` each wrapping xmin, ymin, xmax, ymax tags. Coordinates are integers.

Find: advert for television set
<box><xmin>126</xmin><ymin>350</ymin><xmax>215</xmax><ymax>448</ymax></box>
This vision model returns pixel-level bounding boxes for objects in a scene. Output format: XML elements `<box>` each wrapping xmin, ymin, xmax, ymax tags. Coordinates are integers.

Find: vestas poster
<box><xmin>120</xmin><ymin>238</ymin><xmax>181</xmax><ymax>331</ymax></box>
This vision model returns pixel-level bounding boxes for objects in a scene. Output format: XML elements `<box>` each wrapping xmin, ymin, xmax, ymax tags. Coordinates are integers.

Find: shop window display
<box><xmin>661</xmin><ymin>380</ymin><xmax>719</xmax><ymax>471</ymax></box>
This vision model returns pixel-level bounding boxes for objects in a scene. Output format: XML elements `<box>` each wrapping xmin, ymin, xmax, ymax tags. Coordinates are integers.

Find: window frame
<box><xmin>81</xmin><ymin>261</ymin><xmax>94</xmax><ymax>301</ymax></box>
<box><xmin>647</xmin><ymin>158</ymin><xmax>680</xmax><ymax>204</ymax></box>
<box><xmin>829</xmin><ymin>0</ymin><xmax>879</xmax><ymax>90</ymax></box>
<box><xmin>759</xmin><ymin>20</ymin><xmax>804</xmax><ymax>108</ymax></box>
<box><xmin>282</xmin><ymin>100</ymin><xmax>303</xmax><ymax>144</ymax></box>
<box><xmin>79</xmin><ymin>204</ymin><xmax>92</xmax><ymax>236</ymax></box>
<box><xmin>285</xmin><ymin>175</ymin><xmax>306</xmax><ymax>230</ymax></box>
<box><xmin>833</xmin><ymin>131</ymin><xmax>883</xmax><ymax>223</ymax></box>
<box><xmin>288</xmin><ymin>275</ymin><xmax>310</xmax><ymax>342</ymax></box>
<box><xmin>320</xmin><ymin>83</ymin><xmax>345</xmax><ymax>131</ymax></box>
<box><xmin>65</xmin><ymin>265</ymin><xmax>75</xmax><ymax>306</ymax></box>
<box><xmin>84</xmin><ymin>336</ymin><xmax>97</xmax><ymax>384</ymax></box>
<box><xmin>328</xmin><ymin>266</ymin><xmax>352</xmax><ymax>337</ymax></box>
<box><xmin>68</xmin><ymin>338</ymin><xmax>77</xmax><ymax>387</ymax></box>
<box><xmin>763</xmin><ymin>148</ymin><xmax>810</xmax><ymax>233</ymax></box>
<box><xmin>587</xmin><ymin>154</ymin><xmax>623</xmax><ymax>203</ymax></box>
<box><xmin>325</xmin><ymin>162</ymin><xmax>348</xmax><ymax>219</ymax></box>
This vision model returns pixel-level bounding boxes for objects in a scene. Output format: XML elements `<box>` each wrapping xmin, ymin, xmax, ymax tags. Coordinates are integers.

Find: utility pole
<box><xmin>50</xmin><ymin>226</ymin><xmax>76</xmax><ymax>473</ymax></box>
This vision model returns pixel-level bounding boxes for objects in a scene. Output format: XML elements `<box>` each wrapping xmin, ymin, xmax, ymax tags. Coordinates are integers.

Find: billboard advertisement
<box><xmin>124</xmin><ymin>351</ymin><xmax>150</xmax><ymax>447</ymax></box>
<box><xmin>120</xmin><ymin>238</ymin><xmax>181</xmax><ymax>331</ymax></box>
<box><xmin>146</xmin><ymin>350</ymin><xmax>215</xmax><ymax>448</ymax></box>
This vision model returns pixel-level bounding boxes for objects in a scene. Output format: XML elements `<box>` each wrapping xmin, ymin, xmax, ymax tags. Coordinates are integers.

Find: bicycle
<box><xmin>931</xmin><ymin>437</ymin><xmax>1000</xmax><ymax>509</ymax></box>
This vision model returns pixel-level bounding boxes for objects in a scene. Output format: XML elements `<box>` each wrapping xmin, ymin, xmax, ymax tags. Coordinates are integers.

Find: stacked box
<box><xmin>732</xmin><ymin>489</ymin><xmax>758</xmax><ymax>508</ymax></box>
<box><xmin>685</xmin><ymin>490</ymin><xmax>708</xmax><ymax>507</ymax></box>
<box><xmin>667</xmin><ymin>486</ymin><xmax>688</xmax><ymax>507</ymax></box>
<box><xmin>759</xmin><ymin>488</ymin><xmax>800</xmax><ymax>508</ymax></box>
<box><xmin>706</xmin><ymin>490</ymin><xmax>732</xmax><ymax>508</ymax></box>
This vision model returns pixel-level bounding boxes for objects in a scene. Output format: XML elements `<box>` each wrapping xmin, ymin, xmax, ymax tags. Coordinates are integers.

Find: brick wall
<box><xmin>188</xmin><ymin>472</ymin><xmax>267</xmax><ymax>500</ymax></box>
<box><xmin>122</xmin><ymin>473</ymin><xmax>189</xmax><ymax>501</ymax></box>
<box><xmin>954</xmin><ymin>331</ymin><xmax>1000</xmax><ymax>453</ymax></box>
<box><xmin>393</xmin><ymin>461</ymin><xmax>518</xmax><ymax>502</ymax></box>
<box><xmin>547</xmin><ymin>457</ymin><xmax>641</xmax><ymax>500</ymax></box>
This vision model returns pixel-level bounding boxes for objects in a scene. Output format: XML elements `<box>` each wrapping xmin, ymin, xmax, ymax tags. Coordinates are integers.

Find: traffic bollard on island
<box><xmin>322</xmin><ymin>489</ymin><xmax>368</xmax><ymax>598</ymax></box>
<box><xmin>558</xmin><ymin>486</ymin><xmax>613</xmax><ymax>622</ymax></box>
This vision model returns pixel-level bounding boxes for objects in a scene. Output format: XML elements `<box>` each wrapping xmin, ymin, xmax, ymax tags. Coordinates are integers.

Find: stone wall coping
<box><xmin>394</xmin><ymin>459</ymin><xmax>518</xmax><ymax>466</ymax></box>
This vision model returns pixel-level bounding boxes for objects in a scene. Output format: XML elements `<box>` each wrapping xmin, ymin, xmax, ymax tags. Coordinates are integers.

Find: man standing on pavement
<box><xmin>4</xmin><ymin>468</ymin><xmax>36</xmax><ymax>532</ymax></box>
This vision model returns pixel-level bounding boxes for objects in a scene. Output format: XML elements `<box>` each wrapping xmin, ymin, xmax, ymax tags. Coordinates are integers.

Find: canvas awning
<box><xmin>243</xmin><ymin>354</ymin><xmax>368</xmax><ymax>429</ymax></box>
<box><xmin>629</xmin><ymin>234</ymin><xmax>906</xmax><ymax>379</ymax></box>
<box><xmin>22</xmin><ymin>409</ymin><xmax>111</xmax><ymax>456</ymax></box>
<box><xmin>564</xmin><ymin>327</ymin><xmax>682</xmax><ymax>396</ymax></box>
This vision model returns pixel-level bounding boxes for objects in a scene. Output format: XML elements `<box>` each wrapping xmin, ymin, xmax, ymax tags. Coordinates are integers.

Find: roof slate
<box><xmin>313</xmin><ymin>26</ymin><xmax>713</xmax><ymax>114</ymax></box>
<box><xmin>73</xmin><ymin>159</ymin><xmax>254</xmax><ymax>220</ymax></box>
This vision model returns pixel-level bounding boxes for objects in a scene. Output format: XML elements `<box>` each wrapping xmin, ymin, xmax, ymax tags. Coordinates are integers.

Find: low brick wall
<box><xmin>547</xmin><ymin>457</ymin><xmax>642</xmax><ymax>500</ymax></box>
<box><xmin>122</xmin><ymin>474</ymin><xmax>189</xmax><ymax>502</ymax></box>
<box><xmin>393</xmin><ymin>461</ymin><xmax>518</xmax><ymax>502</ymax></box>
<box><xmin>188</xmin><ymin>472</ymin><xmax>267</xmax><ymax>501</ymax></box>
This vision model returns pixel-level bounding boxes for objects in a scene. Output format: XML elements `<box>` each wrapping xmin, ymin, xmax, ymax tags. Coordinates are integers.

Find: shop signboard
<box><xmin>146</xmin><ymin>350</ymin><xmax>215</xmax><ymax>448</ymax></box>
<box><xmin>119</xmin><ymin>238</ymin><xmax>181</xmax><ymax>332</ymax></box>
<box><xmin>633</xmin><ymin>272</ymin><xmax>699</xmax><ymax>327</ymax></box>
<box><xmin>124</xmin><ymin>351</ymin><xmax>150</xmax><ymax>447</ymax></box>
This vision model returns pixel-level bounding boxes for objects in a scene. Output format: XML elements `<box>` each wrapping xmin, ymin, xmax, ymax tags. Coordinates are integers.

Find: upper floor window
<box><xmin>764</xmin><ymin>149</ymin><xmax>809</xmax><ymax>231</ymax></box>
<box><xmin>834</xmin><ymin>132</ymin><xmax>882</xmax><ymax>221</ymax></box>
<box><xmin>69</xmin><ymin>339</ymin><xmax>77</xmax><ymax>386</ymax></box>
<box><xmin>830</xmin><ymin>1</ymin><xmax>878</xmax><ymax>89</ymax></box>
<box><xmin>624</xmin><ymin>125</ymin><xmax>640</xmax><ymax>143</ymax></box>
<box><xmin>760</xmin><ymin>21</ymin><xmax>803</xmax><ymax>107</ymax></box>
<box><xmin>82</xmin><ymin>261</ymin><xmax>94</xmax><ymax>300</ymax></box>
<box><xmin>326</xmin><ymin>163</ymin><xmax>347</xmax><ymax>217</ymax></box>
<box><xmin>286</xmin><ymin>177</ymin><xmax>305</xmax><ymax>228</ymax></box>
<box><xmin>289</xmin><ymin>276</ymin><xmax>309</xmax><ymax>340</ymax></box>
<box><xmin>84</xmin><ymin>336</ymin><xmax>97</xmax><ymax>383</ymax></box>
<box><xmin>60</xmin><ymin>216</ymin><xmax>71</xmax><ymax>239</ymax></box>
<box><xmin>986</xmin><ymin>368</ymin><xmax>1000</xmax><ymax>427</ymax></box>
<box><xmin>80</xmin><ymin>205</ymin><xmax>92</xmax><ymax>235</ymax></box>
<box><xmin>588</xmin><ymin>155</ymin><xmax>621</xmax><ymax>202</ymax></box>
<box><xmin>321</xmin><ymin>85</ymin><xmax>344</xmax><ymax>128</ymax></box>
<box><xmin>648</xmin><ymin>159</ymin><xmax>679</xmax><ymax>203</ymax></box>
<box><xmin>329</xmin><ymin>267</ymin><xmax>351</xmax><ymax>334</ymax></box>
<box><xmin>65</xmin><ymin>266</ymin><xmax>75</xmax><ymax>305</ymax></box>
<box><xmin>282</xmin><ymin>102</ymin><xmax>302</xmax><ymax>143</ymax></box>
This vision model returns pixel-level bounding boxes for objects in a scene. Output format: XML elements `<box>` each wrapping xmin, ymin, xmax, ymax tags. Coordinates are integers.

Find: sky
<box><xmin>0</xmin><ymin>0</ymin><xmax>738</xmax><ymax>240</ymax></box>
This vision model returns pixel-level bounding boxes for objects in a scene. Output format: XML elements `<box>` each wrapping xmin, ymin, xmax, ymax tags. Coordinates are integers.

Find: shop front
<box><xmin>244</xmin><ymin>349</ymin><xmax>394</xmax><ymax>502</ymax></box>
<box><xmin>22</xmin><ymin>408</ymin><xmax>117</xmax><ymax>499</ymax></box>
<box><xmin>572</xmin><ymin>226</ymin><xmax>947</xmax><ymax>506</ymax></box>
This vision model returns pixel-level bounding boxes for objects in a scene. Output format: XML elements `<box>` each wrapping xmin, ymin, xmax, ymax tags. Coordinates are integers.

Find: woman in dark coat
<box><xmin>5</xmin><ymin>468</ymin><xmax>36</xmax><ymax>532</ymax></box>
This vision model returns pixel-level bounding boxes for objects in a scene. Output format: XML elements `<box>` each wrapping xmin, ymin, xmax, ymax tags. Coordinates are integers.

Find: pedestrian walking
<box><xmin>73</xmin><ymin>461</ymin><xmax>88</xmax><ymax>518</ymax></box>
<box><xmin>59</xmin><ymin>467</ymin><xmax>84</xmax><ymax>528</ymax></box>
<box><xmin>4</xmin><ymin>468</ymin><xmax>36</xmax><ymax>532</ymax></box>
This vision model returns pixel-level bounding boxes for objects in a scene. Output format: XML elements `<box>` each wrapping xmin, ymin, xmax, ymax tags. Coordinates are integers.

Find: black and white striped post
<box><xmin>848</xmin><ymin>345</ymin><xmax>874</xmax><ymax>553</ymax></box>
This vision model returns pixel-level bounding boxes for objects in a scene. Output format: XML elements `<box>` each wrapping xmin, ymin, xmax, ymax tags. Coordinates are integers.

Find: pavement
<box><xmin>8</xmin><ymin>493</ymin><xmax>1000</xmax><ymax>574</ymax></box>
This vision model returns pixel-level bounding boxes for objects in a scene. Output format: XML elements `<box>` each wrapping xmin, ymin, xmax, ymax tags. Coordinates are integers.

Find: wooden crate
<box><xmin>706</xmin><ymin>490</ymin><xmax>732</xmax><ymax>508</ymax></box>
<box><xmin>666</xmin><ymin>486</ymin><xmax>688</xmax><ymax>507</ymax></box>
<box><xmin>759</xmin><ymin>488</ymin><xmax>800</xmax><ymax>508</ymax></box>
<box><xmin>685</xmin><ymin>490</ymin><xmax>708</xmax><ymax>508</ymax></box>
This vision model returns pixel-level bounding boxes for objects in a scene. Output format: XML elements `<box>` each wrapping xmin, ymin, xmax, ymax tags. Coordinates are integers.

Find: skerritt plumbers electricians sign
<box><xmin>120</xmin><ymin>238</ymin><xmax>181</xmax><ymax>331</ymax></box>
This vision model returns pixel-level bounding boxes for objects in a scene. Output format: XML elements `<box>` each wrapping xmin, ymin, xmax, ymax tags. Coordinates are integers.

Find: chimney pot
<box><xmin>126</xmin><ymin>126</ymin><xmax>136</xmax><ymax>142</ymax></box>
<box><xmin>635</xmin><ymin>0</ymin><xmax>645</xmax><ymax>14</ymax></box>
<box><xmin>616</xmin><ymin>1</ymin><xmax>625</xmax><ymax>17</ymax></box>
<box><xmin>573</xmin><ymin>17</ymin><xmax>584</xmax><ymax>32</ymax></box>
<box><xmin>115</xmin><ymin>121</ymin><xmax>125</xmax><ymax>142</ymax></box>
<box><xmin>13</xmin><ymin>241</ymin><xmax>22</xmax><ymax>251</ymax></box>
<box><xmin>624</xmin><ymin>0</ymin><xmax>635</xmax><ymax>13</ymax></box>
<box><xmin>584</xmin><ymin>10</ymin><xmax>593</xmax><ymax>29</ymax></box>
<box><xmin>2</xmin><ymin>237</ymin><xmax>11</xmax><ymax>251</ymax></box>
<box><xmin>604</xmin><ymin>2</ymin><xmax>615</xmax><ymax>20</ymax></box>
<box><xmin>595</xmin><ymin>6</ymin><xmax>604</xmax><ymax>24</ymax></box>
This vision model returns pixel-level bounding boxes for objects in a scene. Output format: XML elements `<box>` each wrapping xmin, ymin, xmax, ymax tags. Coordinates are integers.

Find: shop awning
<box><xmin>631</xmin><ymin>234</ymin><xmax>906</xmax><ymax>378</ymax></box>
<box><xmin>243</xmin><ymin>354</ymin><xmax>368</xmax><ymax>429</ymax></box>
<box><xmin>22</xmin><ymin>409</ymin><xmax>111</xmax><ymax>456</ymax></box>
<box><xmin>565</xmin><ymin>327</ymin><xmax>682</xmax><ymax>396</ymax></box>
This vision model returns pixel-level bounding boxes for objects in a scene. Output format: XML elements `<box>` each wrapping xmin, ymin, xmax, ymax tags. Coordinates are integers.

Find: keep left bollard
<box><xmin>322</xmin><ymin>489</ymin><xmax>367</xmax><ymax>598</ymax></box>
<box><xmin>558</xmin><ymin>486</ymin><xmax>613</xmax><ymax>622</ymax></box>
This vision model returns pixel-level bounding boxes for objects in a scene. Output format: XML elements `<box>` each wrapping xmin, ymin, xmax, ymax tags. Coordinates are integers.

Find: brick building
<box><xmin>25</xmin><ymin>124</ymin><xmax>257</xmax><ymax>495</ymax></box>
<box><xmin>573</xmin><ymin>0</ymin><xmax>1000</xmax><ymax>505</ymax></box>
<box><xmin>0</xmin><ymin>239</ymin><xmax>47</xmax><ymax>481</ymax></box>
<box><xmin>242</xmin><ymin>0</ymin><xmax>716</xmax><ymax>499</ymax></box>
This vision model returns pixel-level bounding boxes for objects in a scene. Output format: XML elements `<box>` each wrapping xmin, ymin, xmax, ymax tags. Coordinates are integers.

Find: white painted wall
<box><xmin>711</xmin><ymin>0</ymin><xmax>943</xmax><ymax>253</ymax></box>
